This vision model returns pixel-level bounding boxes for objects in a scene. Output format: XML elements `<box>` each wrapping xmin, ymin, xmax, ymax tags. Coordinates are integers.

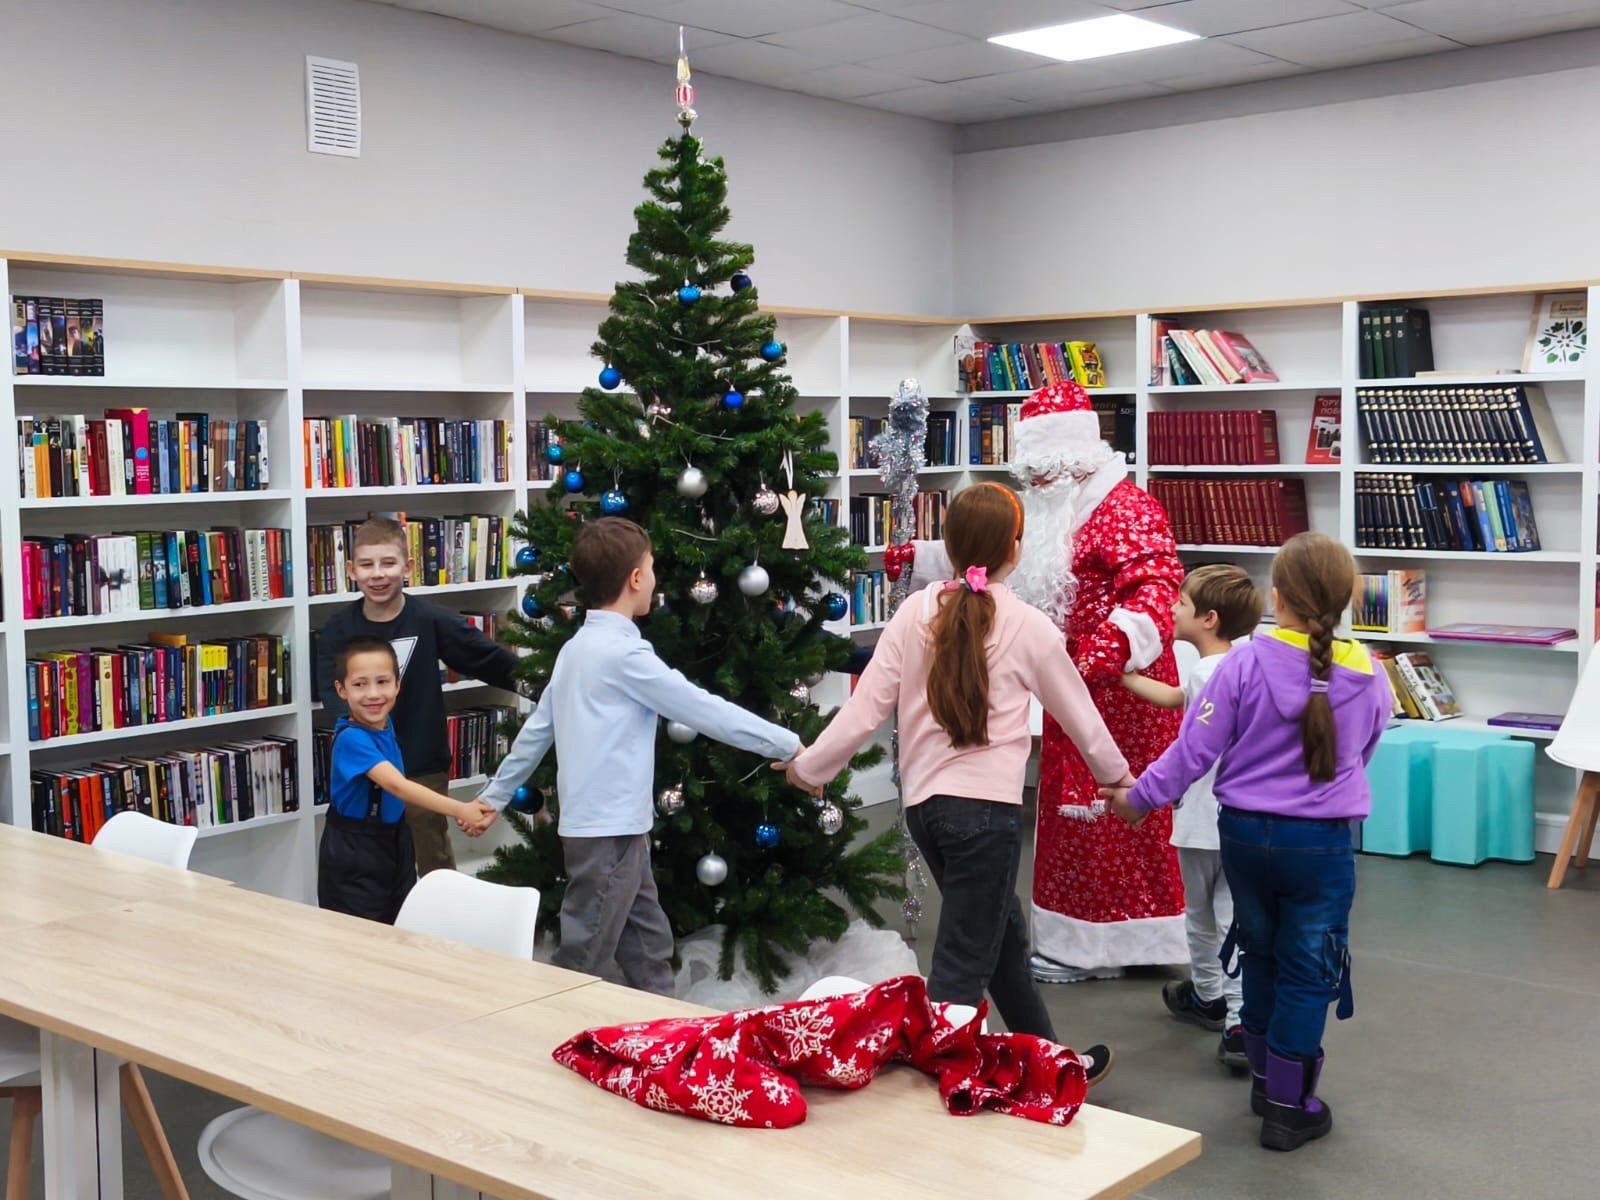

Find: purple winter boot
<box><xmin>1261</xmin><ymin>1049</ymin><xmax>1333</xmax><ymax>1151</ymax></box>
<box><xmin>1243</xmin><ymin>1029</ymin><xmax>1268</xmax><ymax>1116</ymax></box>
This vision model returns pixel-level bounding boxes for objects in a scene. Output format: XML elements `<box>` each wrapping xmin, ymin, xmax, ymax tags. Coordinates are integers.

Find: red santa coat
<box><xmin>1033</xmin><ymin>477</ymin><xmax>1187</xmax><ymax>970</ymax></box>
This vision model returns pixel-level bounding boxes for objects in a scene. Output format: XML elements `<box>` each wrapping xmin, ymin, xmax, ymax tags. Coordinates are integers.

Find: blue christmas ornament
<box><xmin>563</xmin><ymin>469</ymin><xmax>585</xmax><ymax>494</ymax></box>
<box><xmin>824</xmin><ymin>592</ymin><xmax>849</xmax><ymax>621</ymax></box>
<box><xmin>515</xmin><ymin>545</ymin><xmax>539</xmax><ymax>570</ymax></box>
<box><xmin>600</xmin><ymin>488</ymin><xmax>629</xmax><ymax>515</ymax></box>
<box><xmin>678</xmin><ymin>285</ymin><xmax>701</xmax><ymax>305</ymax></box>
<box><xmin>522</xmin><ymin>591</ymin><xmax>541</xmax><ymax>618</ymax></box>
<box><xmin>598</xmin><ymin>366</ymin><xmax>622</xmax><ymax>390</ymax></box>
<box><xmin>722</xmin><ymin>388</ymin><xmax>745</xmax><ymax>410</ymax></box>
<box><xmin>755</xmin><ymin>822</ymin><xmax>781</xmax><ymax>849</ymax></box>
<box><xmin>509</xmin><ymin>785</ymin><xmax>543</xmax><ymax>814</ymax></box>
<box><xmin>545</xmin><ymin>442</ymin><xmax>564</xmax><ymax>465</ymax></box>
<box><xmin>730</xmin><ymin>271</ymin><xmax>753</xmax><ymax>292</ymax></box>
<box><xmin>760</xmin><ymin>340</ymin><xmax>784</xmax><ymax>362</ymax></box>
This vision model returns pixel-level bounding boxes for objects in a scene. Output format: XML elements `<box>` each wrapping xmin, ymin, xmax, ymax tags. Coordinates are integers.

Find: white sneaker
<box><xmin>1029</xmin><ymin>955</ymin><xmax>1125</xmax><ymax>984</ymax></box>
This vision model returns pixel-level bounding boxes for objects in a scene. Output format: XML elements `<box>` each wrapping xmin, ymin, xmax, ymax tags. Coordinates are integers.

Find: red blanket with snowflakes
<box><xmin>552</xmin><ymin>975</ymin><xmax>1089</xmax><ymax>1129</ymax></box>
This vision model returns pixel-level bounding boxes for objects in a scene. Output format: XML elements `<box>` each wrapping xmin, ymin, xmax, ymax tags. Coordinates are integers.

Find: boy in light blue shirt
<box><xmin>476</xmin><ymin>518</ymin><xmax>801</xmax><ymax>995</ymax></box>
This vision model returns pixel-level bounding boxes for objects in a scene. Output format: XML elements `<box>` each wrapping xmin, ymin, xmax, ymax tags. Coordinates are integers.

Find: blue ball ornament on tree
<box><xmin>678</xmin><ymin>284</ymin><xmax>701</xmax><ymax>305</ymax></box>
<box><xmin>730</xmin><ymin>270</ymin><xmax>753</xmax><ymax>292</ymax></box>
<box><xmin>755</xmin><ymin>822</ymin><xmax>781</xmax><ymax>849</ymax></box>
<box><xmin>545</xmin><ymin>442</ymin><xmax>564</xmax><ymax>465</ymax></box>
<box><xmin>600</xmin><ymin>488</ymin><xmax>629</xmax><ymax>515</ymax></box>
<box><xmin>509</xmin><ymin>786</ymin><xmax>544</xmax><ymax>814</ymax></box>
<box><xmin>522</xmin><ymin>591</ymin><xmax>541</xmax><ymax>618</ymax></box>
<box><xmin>760</xmin><ymin>340</ymin><xmax>784</xmax><ymax>362</ymax></box>
<box><xmin>722</xmin><ymin>388</ymin><xmax>744</xmax><ymax>410</ymax></box>
<box><xmin>598</xmin><ymin>366</ymin><xmax>622</xmax><ymax>390</ymax></box>
<box><xmin>563</xmin><ymin>469</ymin><xmax>585</xmax><ymax>494</ymax></box>
<box><xmin>824</xmin><ymin>592</ymin><xmax>849</xmax><ymax>621</ymax></box>
<box><xmin>515</xmin><ymin>545</ymin><xmax>539</xmax><ymax>571</ymax></box>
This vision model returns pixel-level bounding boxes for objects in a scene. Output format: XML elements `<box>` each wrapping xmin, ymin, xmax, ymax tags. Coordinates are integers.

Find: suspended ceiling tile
<box><xmin>759</xmin><ymin>12</ymin><xmax>969</xmax><ymax>61</ymax></box>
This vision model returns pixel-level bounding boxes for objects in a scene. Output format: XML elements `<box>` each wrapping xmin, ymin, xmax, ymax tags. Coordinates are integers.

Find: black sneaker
<box><xmin>1081</xmin><ymin>1044</ymin><xmax>1114</xmax><ymax>1088</ymax></box>
<box><xmin>1218</xmin><ymin>1026</ymin><xmax>1249</xmax><ymax>1072</ymax></box>
<box><xmin>1162</xmin><ymin>979</ymin><xmax>1226</xmax><ymax>1032</ymax></box>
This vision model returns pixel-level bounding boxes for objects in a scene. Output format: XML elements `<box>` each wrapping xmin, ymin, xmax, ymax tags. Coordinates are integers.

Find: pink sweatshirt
<box><xmin>791</xmin><ymin>582</ymin><xmax>1130</xmax><ymax>807</ymax></box>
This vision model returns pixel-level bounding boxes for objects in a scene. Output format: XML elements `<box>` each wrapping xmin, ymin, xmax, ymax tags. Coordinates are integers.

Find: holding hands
<box><xmin>770</xmin><ymin>747</ymin><xmax>824</xmax><ymax>798</ymax></box>
<box><xmin>1097</xmin><ymin>774</ymin><xmax>1144</xmax><ymax>827</ymax></box>
<box><xmin>456</xmin><ymin>799</ymin><xmax>498</xmax><ymax>837</ymax></box>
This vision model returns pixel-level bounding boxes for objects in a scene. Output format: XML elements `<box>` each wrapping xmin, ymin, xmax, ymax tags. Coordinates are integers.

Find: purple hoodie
<box><xmin>1127</xmin><ymin>630</ymin><xmax>1393</xmax><ymax>820</ymax></box>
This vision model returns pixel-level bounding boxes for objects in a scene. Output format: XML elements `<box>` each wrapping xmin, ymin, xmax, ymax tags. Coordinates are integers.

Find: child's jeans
<box><xmin>1176</xmin><ymin>846</ymin><xmax>1242</xmax><ymax>1029</ymax></box>
<box><xmin>1218</xmin><ymin>807</ymin><xmax>1355</xmax><ymax>1061</ymax></box>
<box><xmin>554</xmin><ymin>833</ymin><xmax>675</xmax><ymax>996</ymax></box>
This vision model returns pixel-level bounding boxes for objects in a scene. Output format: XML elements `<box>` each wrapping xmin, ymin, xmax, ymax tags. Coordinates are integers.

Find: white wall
<box><xmin>955</xmin><ymin>64</ymin><xmax>1600</xmax><ymax>316</ymax></box>
<box><xmin>0</xmin><ymin>0</ymin><xmax>956</xmax><ymax>316</ymax></box>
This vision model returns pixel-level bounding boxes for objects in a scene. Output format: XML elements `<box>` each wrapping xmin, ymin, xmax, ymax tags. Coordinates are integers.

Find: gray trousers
<box><xmin>553</xmin><ymin>833</ymin><xmax>675</xmax><ymax>996</ymax></box>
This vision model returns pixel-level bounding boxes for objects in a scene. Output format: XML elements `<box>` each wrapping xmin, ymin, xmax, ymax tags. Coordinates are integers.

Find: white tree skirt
<box><xmin>673</xmin><ymin>919</ymin><xmax>922</xmax><ymax>1009</ymax></box>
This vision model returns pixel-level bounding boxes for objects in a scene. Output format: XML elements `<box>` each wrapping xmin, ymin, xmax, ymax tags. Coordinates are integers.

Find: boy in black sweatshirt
<box><xmin>315</xmin><ymin>517</ymin><xmax>520</xmax><ymax>874</ymax></box>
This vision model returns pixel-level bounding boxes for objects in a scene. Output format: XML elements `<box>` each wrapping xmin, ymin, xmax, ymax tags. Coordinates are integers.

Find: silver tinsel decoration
<box><xmin>871</xmin><ymin>377</ymin><xmax>931</xmax><ymax>940</ymax></box>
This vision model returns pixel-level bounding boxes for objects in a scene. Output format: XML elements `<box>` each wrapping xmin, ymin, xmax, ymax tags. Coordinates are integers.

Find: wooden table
<box><xmin>0</xmin><ymin>827</ymin><xmax>1200</xmax><ymax>1200</ymax></box>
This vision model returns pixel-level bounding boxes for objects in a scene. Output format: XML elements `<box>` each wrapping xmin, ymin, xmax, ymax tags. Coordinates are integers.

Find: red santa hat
<box><xmin>1012</xmin><ymin>381</ymin><xmax>1104</xmax><ymax>470</ymax></box>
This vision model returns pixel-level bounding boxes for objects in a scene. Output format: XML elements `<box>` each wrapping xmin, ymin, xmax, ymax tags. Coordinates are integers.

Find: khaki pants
<box><xmin>404</xmin><ymin>771</ymin><xmax>456</xmax><ymax>875</ymax></box>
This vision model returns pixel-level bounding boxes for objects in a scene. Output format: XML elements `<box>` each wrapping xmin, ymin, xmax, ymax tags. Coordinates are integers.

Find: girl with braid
<box><xmin>1101</xmin><ymin>534</ymin><xmax>1392</xmax><ymax>1152</ymax></box>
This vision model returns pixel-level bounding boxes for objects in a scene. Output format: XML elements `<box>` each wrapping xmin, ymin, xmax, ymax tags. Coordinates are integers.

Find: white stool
<box><xmin>1546</xmin><ymin>653</ymin><xmax>1600</xmax><ymax>888</ymax></box>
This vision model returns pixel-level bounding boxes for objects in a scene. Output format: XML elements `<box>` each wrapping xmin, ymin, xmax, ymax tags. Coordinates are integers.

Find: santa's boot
<box><xmin>1243</xmin><ymin>1029</ymin><xmax>1267</xmax><ymax>1116</ymax></box>
<box><xmin>1260</xmin><ymin>1049</ymin><xmax>1333</xmax><ymax>1151</ymax></box>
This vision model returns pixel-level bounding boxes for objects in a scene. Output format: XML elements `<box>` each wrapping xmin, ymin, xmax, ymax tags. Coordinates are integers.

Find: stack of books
<box><xmin>11</xmin><ymin>295</ymin><xmax>105</xmax><ymax>376</ymax></box>
<box><xmin>1149</xmin><ymin>410</ymin><xmax>1280</xmax><ymax>466</ymax></box>
<box><xmin>954</xmin><ymin>337</ymin><xmax>1105</xmax><ymax>392</ymax></box>
<box><xmin>1149</xmin><ymin>477</ymin><xmax>1309</xmax><ymax>547</ymax></box>
<box><xmin>1356</xmin><ymin>385</ymin><xmax>1566</xmax><ymax>464</ymax></box>
<box><xmin>1355</xmin><ymin>475</ymin><xmax>1541</xmax><ymax>552</ymax></box>
<box><xmin>19</xmin><ymin>412</ymin><xmax>271</xmax><ymax>498</ymax></box>
<box><xmin>1368</xmin><ymin>649</ymin><xmax>1461</xmax><ymax>722</ymax></box>
<box><xmin>305</xmin><ymin>416</ymin><xmax>510</xmax><ymax>488</ymax></box>
<box><xmin>1425</xmin><ymin>623</ymin><xmax>1576</xmax><ymax>646</ymax></box>
<box><xmin>1150</xmin><ymin>324</ymin><xmax>1277</xmax><ymax>386</ymax></box>
<box><xmin>1349</xmin><ymin>570</ymin><xmax>1426</xmax><ymax>635</ymax></box>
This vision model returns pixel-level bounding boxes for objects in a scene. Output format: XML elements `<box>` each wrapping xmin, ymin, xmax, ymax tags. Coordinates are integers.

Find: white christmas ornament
<box><xmin>666</xmin><ymin>721</ymin><xmax>697</xmax><ymax>744</ymax></box>
<box><xmin>696</xmin><ymin>853</ymin><xmax>729</xmax><ymax>886</ymax></box>
<box><xmin>737</xmin><ymin>563</ymin><xmax>770</xmax><ymax>596</ymax></box>
<box><xmin>677</xmin><ymin>466</ymin><xmax>709</xmax><ymax>498</ymax></box>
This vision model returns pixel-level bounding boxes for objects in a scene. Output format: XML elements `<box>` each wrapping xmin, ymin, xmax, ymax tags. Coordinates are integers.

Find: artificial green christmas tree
<box><xmin>480</xmin><ymin>53</ymin><xmax>904</xmax><ymax>991</ymax></box>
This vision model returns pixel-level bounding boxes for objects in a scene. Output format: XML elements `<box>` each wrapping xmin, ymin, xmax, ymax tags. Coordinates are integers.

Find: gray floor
<box><xmin>5</xmin><ymin>802</ymin><xmax>1598</xmax><ymax>1199</ymax></box>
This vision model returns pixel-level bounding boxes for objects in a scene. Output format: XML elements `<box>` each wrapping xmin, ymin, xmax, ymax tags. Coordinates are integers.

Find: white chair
<box><xmin>1545</xmin><ymin>652</ymin><xmax>1600</xmax><ymax>888</ymax></box>
<box><xmin>799</xmin><ymin>975</ymin><xmax>983</xmax><ymax>1031</ymax></box>
<box><xmin>2</xmin><ymin>816</ymin><xmax>199</xmax><ymax>1200</ymax></box>
<box><xmin>196</xmin><ymin>872</ymin><xmax>541</xmax><ymax>1200</ymax></box>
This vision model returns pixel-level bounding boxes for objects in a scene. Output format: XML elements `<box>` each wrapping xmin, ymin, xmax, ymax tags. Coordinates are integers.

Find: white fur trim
<box><xmin>1109</xmin><ymin>608</ymin><xmax>1163</xmax><ymax>672</ymax></box>
<box><xmin>905</xmin><ymin>539</ymin><xmax>952</xmax><ymax>591</ymax></box>
<box><xmin>1012</xmin><ymin>410</ymin><xmax>1101</xmax><ymax>466</ymax></box>
<box><xmin>1032</xmin><ymin>906</ymin><xmax>1188</xmax><ymax>970</ymax></box>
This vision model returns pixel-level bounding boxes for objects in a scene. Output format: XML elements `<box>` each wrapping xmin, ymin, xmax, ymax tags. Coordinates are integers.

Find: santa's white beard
<box><xmin>1011</xmin><ymin>481</ymin><xmax>1081</xmax><ymax>627</ymax></box>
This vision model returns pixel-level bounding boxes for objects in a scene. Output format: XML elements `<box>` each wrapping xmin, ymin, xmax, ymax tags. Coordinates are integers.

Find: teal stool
<box><xmin>1362</xmin><ymin>724</ymin><xmax>1536</xmax><ymax>865</ymax></box>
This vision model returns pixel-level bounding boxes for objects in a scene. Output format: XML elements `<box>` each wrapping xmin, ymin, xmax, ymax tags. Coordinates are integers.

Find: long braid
<box><xmin>1272</xmin><ymin>533</ymin><xmax>1354</xmax><ymax>785</ymax></box>
<box><xmin>1302</xmin><ymin>612</ymin><xmax>1338</xmax><ymax>782</ymax></box>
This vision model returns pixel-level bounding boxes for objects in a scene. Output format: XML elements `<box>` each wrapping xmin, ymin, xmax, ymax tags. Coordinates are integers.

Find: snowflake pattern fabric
<box><xmin>552</xmin><ymin>976</ymin><xmax>1089</xmax><ymax>1129</ymax></box>
<box><xmin>1035</xmin><ymin>482</ymin><xmax>1187</xmax><ymax>945</ymax></box>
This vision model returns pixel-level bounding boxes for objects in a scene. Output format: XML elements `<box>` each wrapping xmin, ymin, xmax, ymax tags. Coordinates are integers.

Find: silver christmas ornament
<box><xmin>677</xmin><ymin>466</ymin><xmax>708</xmax><ymax>498</ymax></box>
<box><xmin>818</xmin><ymin>802</ymin><xmax>844</xmax><ymax>836</ymax></box>
<box><xmin>666</xmin><ymin>721</ymin><xmax>697</xmax><ymax>745</ymax></box>
<box><xmin>636</xmin><ymin>420</ymin><xmax>652</xmax><ymax>440</ymax></box>
<box><xmin>737</xmin><ymin>563</ymin><xmax>770</xmax><ymax>597</ymax></box>
<box><xmin>902</xmin><ymin>895</ymin><xmax>924</xmax><ymax>926</ymax></box>
<box><xmin>690</xmin><ymin>573</ymin><xmax>719</xmax><ymax>605</ymax></box>
<box><xmin>696</xmin><ymin>852</ymin><xmax>729</xmax><ymax>886</ymax></box>
<box><xmin>656</xmin><ymin>784</ymin><xmax>686</xmax><ymax>817</ymax></box>
<box><xmin>789</xmin><ymin>682</ymin><xmax>810</xmax><ymax>706</ymax></box>
<box><xmin>751</xmin><ymin>484</ymin><xmax>780</xmax><ymax>515</ymax></box>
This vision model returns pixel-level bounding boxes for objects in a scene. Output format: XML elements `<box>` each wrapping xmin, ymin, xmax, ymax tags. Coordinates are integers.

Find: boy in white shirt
<box><xmin>1121</xmin><ymin>564</ymin><xmax>1263</xmax><ymax>1071</ymax></box>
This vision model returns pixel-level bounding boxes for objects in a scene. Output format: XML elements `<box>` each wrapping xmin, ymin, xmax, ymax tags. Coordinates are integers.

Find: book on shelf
<box><xmin>313</xmin><ymin>705</ymin><xmax>512</xmax><ymax>803</ymax></box>
<box><xmin>953</xmin><ymin>336</ymin><xmax>1106</xmax><ymax>393</ymax></box>
<box><xmin>1356</xmin><ymin>384</ymin><xmax>1566</xmax><ymax>465</ymax></box>
<box><xmin>1359</xmin><ymin>305</ymin><xmax>1434</xmax><ymax>378</ymax></box>
<box><xmin>31</xmin><ymin>736</ymin><xmax>299</xmax><ymax>842</ymax></box>
<box><xmin>810</xmin><ymin>498</ymin><xmax>840</xmax><ymax>527</ymax></box>
<box><xmin>308</xmin><ymin>514</ymin><xmax>509</xmax><ymax>596</ymax></box>
<box><xmin>1150</xmin><ymin>323</ymin><xmax>1277</xmax><ymax>386</ymax></box>
<box><xmin>967</xmin><ymin>395</ymin><xmax>1132</xmax><ymax>466</ymax></box>
<box><xmin>10</xmin><ymin>294</ymin><xmax>104</xmax><ymax>376</ymax></box>
<box><xmin>851</xmin><ymin>569</ymin><xmax>889</xmax><ymax>627</ymax></box>
<box><xmin>1424</xmin><ymin>623</ymin><xmax>1576</xmax><ymax>645</ymax></box>
<box><xmin>21</xmin><ymin>526</ymin><xmax>291</xmax><ymax>620</ymax></box>
<box><xmin>1355</xmin><ymin>474</ymin><xmax>1542</xmax><ymax>552</ymax></box>
<box><xmin>304</xmin><ymin>416</ymin><xmax>510</xmax><ymax>488</ymax></box>
<box><xmin>1486</xmin><ymin>711</ymin><xmax>1564</xmax><ymax>731</ymax></box>
<box><xmin>1306</xmin><ymin>395</ymin><xmax>1341</xmax><ymax>464</ymax></box>
<box><xmin>1523</xmin><ymin>291</ymin><xmax>1586</xmax><ymax>373</ymax></box>
<box><xmin>1372</xmin><ymin>649</ymin><xmax>1461</xmax><ymax>722</ymax></box>
<box><xmin>1349</xmin><ymin>570</ymin><xmax>1425</xmax><ymax>634</ymax></box>
<box><xmin>18</xmin><ymin>413</ymin><xmax>271</xmax><ymax>498</ymax></box>
<box><xmin>851</xmin><ymin>413</ymin><xmax>961</xmax><ymax>471</ymax></box>
<box><xmin>24</xmin><ymin>632</ymin><xmax>291</xmax><ymax>743</ymax></box>
<box><xmin>850</xmin><ymin>491</ymin><xmax>948</xmax><ymax>548</ymax></box>
<box><xmin>1148</xmin><ymin>409</ymin><xmax>1279</xmax><ymax>466</ymax></box>
<box><xmin>1148</xmin><ymin>477</ymin><xmax>1309</xmax><ymax>547</ymax></box>
<box><xmin>526</xmin><ymin>422</ymin><xmax>564</xmax><ymax>481</ymax></box>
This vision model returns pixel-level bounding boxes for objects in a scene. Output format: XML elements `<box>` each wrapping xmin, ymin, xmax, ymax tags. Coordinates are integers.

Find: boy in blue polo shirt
<box><xmin>320</xmin><ymin>636</ymin><xmax>495</xmax><ymax>923</ymax></box>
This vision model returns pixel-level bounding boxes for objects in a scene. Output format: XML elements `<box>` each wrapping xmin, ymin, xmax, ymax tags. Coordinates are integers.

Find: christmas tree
<box><xmin>480</xmin><ymin>45</ymin><xmax>904</xmax><ymax>991</ymax></box>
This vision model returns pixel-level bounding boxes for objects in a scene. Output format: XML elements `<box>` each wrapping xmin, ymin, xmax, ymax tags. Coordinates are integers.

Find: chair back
<box><xmin>395</xmin><ymin>870</ymin><xmax>539</xmax><ymax>959</ymax></box>
<box><xmin>1547</xmin><ymin>651</ymin><xmax>1600</xmax><ymax>772</ymax></box>
<box><xmin>92</xmin><ymin>811</ymin><xmax>199</xmax><ymax>869</ymax></box>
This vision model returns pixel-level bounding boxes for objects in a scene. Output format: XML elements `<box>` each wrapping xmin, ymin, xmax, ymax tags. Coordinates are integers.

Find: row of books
<box><xmin>31</xmin><ymin>737</ymin><xmax>300</xmax><ymax>843</ymax></box>
<box><xmin>1369</xmin><ymin>649</ymin><xmax>1461</xmax><ymax>722</ymax></box>
<box><xmin>305</xmin><ymin>417</ymin><xmax>511</xmax><ymax>489</ymax></box>
<box><xmin>19</xmin><ymin>412</ymin><xmax>270</xmax><ymax>499</ymax></box>
<box><xmin>307</xmin><ymin>514</ymin><xmax>510</xmax><ymax>597</ymax></box>
<box><xmin>25</xmin><ymin>633</ymin><xmax>291</xmax><ymax>743</ymax></box>
<box><xmin>1150</xmin><ymin>324</ymin><xmax>1277</xmax><ymax>386</ymax></box>
<box><xmin>1150</xmin><ymin>477</ymin><xmax>1310</xmax><ymax>548</ymax></box>
<box><xmin>850</xmin><ymin>569</ymin><xmax>892</xmax><ymax>627</ymax></box>
<box><xmin>812</xmin><ymin>498</ymin><xmax>840</xmax><ymax>528</ymax></box>
<box><xmin>1358</xmin><ymin>306</ymin><xmax>1433</xmax><ymax>378</ymax></box>
<box><xmin>312</xmin><ymin>705</ymin><xmax>513</xmax><ymax>801</ymax></box>
<box><xmin>1356</xmin><ymin>385</ymin><xmax>1566</xmax><ymax>464</ymax></box>
<box><xmin>1148</xmin><ymin>409</ymin><xmax>1281</xmax><ymax>466</ymax></box>
<box><xmin>527</xmin><ymin>422</ymin><xmax>563</xmax><ymax>482</ymax></box>
<box><xmin>1354</xmin><ymin>474</ymin><xmax>1541</xmax><ymax>553</ymax></box>
<box><xmin>847</xmin><ymin>414</ymin><xmax>962</xmax><ymax>471</ymax></box>
<box><xmin>848</xmin><ymin>491</ymin><xmax>948</xmax><ymax>549</ymax></box>
<box><xmin>1349</xmin><ymin>569</ymin><xmax>1426</xmax><ymax>634</ymax></box>
<box><xmin>21</xmin><ymin>527</ymin><xmax>292</xmax><ymax>620</ymax></box>
<box><xmin>11</xmin><ymin>295</ymin><xmax>105</xmax><ymax>376</ymax></box>
<box><xmin>953</xmin><ymin>337</ymin><xmax>1106</xmax><ymax>393</ymax></box>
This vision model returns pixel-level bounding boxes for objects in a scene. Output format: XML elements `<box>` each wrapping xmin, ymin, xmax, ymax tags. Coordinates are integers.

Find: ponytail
<box><xmin>1271</xmin><ymin>532</ymin><xmax>1356</xmax><ymax>785</ymax></box>
<box><xmin>1301</xmin><ymin>613</ymin><xmax>1338</xmax><ymax>782</ymax></box>
<box><xmin>927</xmin><ymin>582</ymin><xmax>995</xmax><ymax>748</ymax></box>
